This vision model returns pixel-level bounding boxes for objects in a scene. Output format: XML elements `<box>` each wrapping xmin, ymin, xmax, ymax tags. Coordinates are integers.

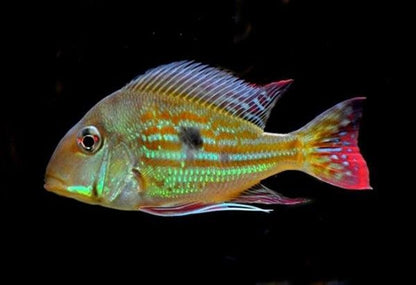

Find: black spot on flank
<box><xmin>179</xmin><ymin>126</ymin><xmax>203</xmax><ymax>150</ymax></box>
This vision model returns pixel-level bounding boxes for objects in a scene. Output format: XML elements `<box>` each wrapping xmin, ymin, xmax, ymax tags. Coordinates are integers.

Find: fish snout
<box><xmin>44</xmin><ymin>173</ymin><xmax>68</xmax><ymax>193</ymax></box>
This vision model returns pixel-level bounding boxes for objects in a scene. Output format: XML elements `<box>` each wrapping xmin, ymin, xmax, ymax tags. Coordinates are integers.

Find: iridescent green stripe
<box><xmin>147</xmin><ymin>163</ymin><xmax>275</xmax><ymax>198</ymax></box>
<box><xmin>228</xmin><ymin>150</ymin><xmax>297</xmax><ymax>161</ymax></box>
<box><xmin>142</xmin><ymin>119</ymin><xmax>172</xmax><ymax>128</ymax></box>
<box><xmin>67</xmin><ymin>185</ymin><xmax>92</xmax><ymax>196</ymax></box>
<box><xmin>143</xmin><ymin>148</ymin><xmax>186</xmax><ymax>160</ymax></box>
<box><xmin>141</xmin><ymin>133</ymin><xmax>216</xmax><ymax>145</ymax></box>
<box><xmin>142</xmin><ymin>133</ymin><xmax>179</xmax><ymax>143</ymax></box>
<box><xmin>142</xmin><ymin>146</ymin><xmax>295</xmax><ymax>162</ymax></box>
<box><xmin>96</xmin><ymin>157</ymin><xmax>107</xmax><ymax>197</ymax></box>
<box><xmin>150</xmin><ymin>163</ymin><xmax>274</xmax><ymax>180</ymax></box>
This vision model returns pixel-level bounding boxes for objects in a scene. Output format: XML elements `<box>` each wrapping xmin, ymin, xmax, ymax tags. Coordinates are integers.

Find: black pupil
<box><xmin>82</xmin><ymin>135</ymin><xmax>95</xmax><ymax>149</ymax></box>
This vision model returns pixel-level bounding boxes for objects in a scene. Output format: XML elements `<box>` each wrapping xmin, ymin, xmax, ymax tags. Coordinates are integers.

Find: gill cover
<box><xmin>98</xmin><ymin>139</ymin><xmax>143</xmax><ymax>210</ymax></box>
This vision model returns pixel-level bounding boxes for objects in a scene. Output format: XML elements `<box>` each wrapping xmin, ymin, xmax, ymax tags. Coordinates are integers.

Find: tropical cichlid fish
<box><xmin>45</xmin><ymin>61</ymin><xmax>371</xmax><ymax>216</ymax></box>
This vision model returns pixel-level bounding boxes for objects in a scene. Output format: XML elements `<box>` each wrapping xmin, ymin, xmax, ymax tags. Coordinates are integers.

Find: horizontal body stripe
<box><xmin>142</xmin><ymin>126</ymin><xmax>176</xmax><ymax>136</ymax></box>
<box><xmin>141</xmin><ymin>150</ymin><xmax>299</xmax><ymax>170</ymax></box>
<box><xmin>130</xmin><ymin>93</ymin><xmax>304</xmax><ymax>202</ymax></box>
<box><xmin>149</xmin><ymin>163</ymin><xmax>275</xmax><ymax>179</ymax></box>
<box><xmin>139</xmin><ymin>136</ymin><xmax>299</xmax><ymax>156</ymax></box>
<box><xmin>142</xmin><ymin>147</ymin><xmax>298</xmax><ymax>162</ymax></box>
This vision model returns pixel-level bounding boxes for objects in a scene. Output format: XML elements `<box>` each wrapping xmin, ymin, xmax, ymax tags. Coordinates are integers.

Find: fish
<box><xmin>44</xmin><ymin>61</ymin><xmax>371</xmax><ymax>216</ymax></box>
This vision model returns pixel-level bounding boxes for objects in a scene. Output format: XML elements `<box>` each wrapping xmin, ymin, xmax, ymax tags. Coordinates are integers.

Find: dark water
<box><xmin>4</xmin><ymin>0</ymin><xmax>397</xmax><ymax>283</ymax></box>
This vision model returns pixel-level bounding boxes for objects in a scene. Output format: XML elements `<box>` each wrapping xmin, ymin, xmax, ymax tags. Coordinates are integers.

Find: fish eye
<box><xmin>77</xmin><ymin>126</ymin><xmax>102</xmax><ymax>154</ymax></box>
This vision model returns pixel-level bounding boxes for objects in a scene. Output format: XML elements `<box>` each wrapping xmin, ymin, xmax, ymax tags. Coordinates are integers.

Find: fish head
<box><xmin>45</xmin><ymin>101</ymin><xmax>143</xmax><ymax>210</ymax></box>
<box><xmin>44</xmin><ymin>116</ymin><xmax>108</xmax><ymax>205</ymax></box>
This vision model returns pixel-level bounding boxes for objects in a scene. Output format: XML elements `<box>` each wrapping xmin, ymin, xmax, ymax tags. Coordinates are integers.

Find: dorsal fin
<box><xmin>124</xmin><ymin>61</ymin><xmax>293</xmax><ymax>129</ymax></box>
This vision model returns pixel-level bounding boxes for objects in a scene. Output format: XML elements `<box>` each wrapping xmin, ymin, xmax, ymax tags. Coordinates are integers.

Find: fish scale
<box><xmin>131</xmin><ymin>94</ymin><xmax>302</xmax><ymax>202</ymax></box>
<box><xmin>44</xmin><ymin>61</ymin><xmax>371</xmax><ymax>215</ymax></box>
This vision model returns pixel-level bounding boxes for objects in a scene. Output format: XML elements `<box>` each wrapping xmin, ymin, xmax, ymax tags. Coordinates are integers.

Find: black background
<box><xmin>3</xmin><ymin>0</ymin><xmax>398</xmax><ymax>283</ymax></box>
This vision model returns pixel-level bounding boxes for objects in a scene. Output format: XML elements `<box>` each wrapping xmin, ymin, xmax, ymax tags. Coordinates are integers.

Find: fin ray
<box><xmin>298</xmin><ymin>97</ymin><xmax>371</xmax><ymax>190</ymax></box>
<box><xmin>139</xmin><ymin>202</ymin><xmax>271</xmax><ymax>217</ymax></box>
<box><xmin>232</xmin><ymin>184</ymin><xmax>310</xmax><ymax>205</ymax></box>
<box><xmin>125</xmin><ymin>61</ymin><xmax>292</xmax><ymax>129</ymax></box>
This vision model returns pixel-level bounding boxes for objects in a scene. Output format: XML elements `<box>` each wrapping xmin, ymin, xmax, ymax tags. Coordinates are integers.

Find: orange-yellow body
<box><xmin>134</xmin><ymin>94</ymin><xmax>303</xmax><ymax>204</ymax></box>
<box><xmin>45</xmin><ymin>61</ymin><xmax>370</xmax><ymax>216</ymax></box>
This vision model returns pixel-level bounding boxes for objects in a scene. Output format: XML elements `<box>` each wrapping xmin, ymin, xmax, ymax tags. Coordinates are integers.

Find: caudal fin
<box><xmin>298</xmin><ymin>98</ymin><xmax>371</xmax><ymax>190</ymax></box>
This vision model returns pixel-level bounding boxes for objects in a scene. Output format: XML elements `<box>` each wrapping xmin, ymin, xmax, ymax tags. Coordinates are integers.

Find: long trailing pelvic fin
<box><xmin>139</xmin><ymin>202</ymin><xmax>272</xmax><ymax>217</ymax></box>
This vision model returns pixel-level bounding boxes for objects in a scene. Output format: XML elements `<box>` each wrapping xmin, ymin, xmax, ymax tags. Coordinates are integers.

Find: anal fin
<box><xmin>232</xmin><ymin>184</ymin><xmax>310</xmax><ymax>205</ymax></box>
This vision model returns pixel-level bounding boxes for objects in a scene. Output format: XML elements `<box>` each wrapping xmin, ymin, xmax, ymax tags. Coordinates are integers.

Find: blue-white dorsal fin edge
<box><xmin>139</xmin><ymin>202</ymin><xmax>272</xmax><ymax>217</ymax></box>
<box><xmin>232</xmin><ymin>184</ymin><xmax>310</xmax><ymax>205</ymax></box>
<box><xmin>124</xmin><ymin>61</ymin><xmax>293</xmax><ymax>129</ymax></box>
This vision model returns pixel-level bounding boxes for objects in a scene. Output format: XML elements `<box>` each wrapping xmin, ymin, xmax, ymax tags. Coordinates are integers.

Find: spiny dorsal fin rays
<box><xmin>168</xmin><ymin>64</ymin><xmax>215</xmax><ymax>98</ymax></box>
<box><xmin>148</xmin><ymin>62</ymin><xmax>189</xmax><ymax>93</ymax></box>
<box><xmin>131</xmin><ymin>61</ymin><xmax>175</xmax><ymax>92</ymax></box>
<box><xmin>124</xmin><ymin>61</ymin><xmax>293</xmax><ymax>129</ymax></box>
<box><xmin>146</xmin><ymin>61</ymin><xmax>195</xmax><ymax>94</ymax></box>
<box><xmin>260</xmin><ymin>80</ymin><xmax>293</xmax><ymax>123</ymax></box>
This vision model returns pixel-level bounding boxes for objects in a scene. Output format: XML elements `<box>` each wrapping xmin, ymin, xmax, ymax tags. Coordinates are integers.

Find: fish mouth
<box><xmin>44</xmin><ymin>174</ymin><xmax>68</xmax><ymax>193</ymax></box>
<box><xmin>44</xmin><ymin>173</ymin><xmax>97</xmax><ymax>204</ymax></box>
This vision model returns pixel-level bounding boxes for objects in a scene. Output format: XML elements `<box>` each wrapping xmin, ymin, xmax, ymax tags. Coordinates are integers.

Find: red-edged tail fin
<box><xmin>298</xmin><ymin>97</ymin><xmax>371</xmax><ymax>190</ymax></box>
